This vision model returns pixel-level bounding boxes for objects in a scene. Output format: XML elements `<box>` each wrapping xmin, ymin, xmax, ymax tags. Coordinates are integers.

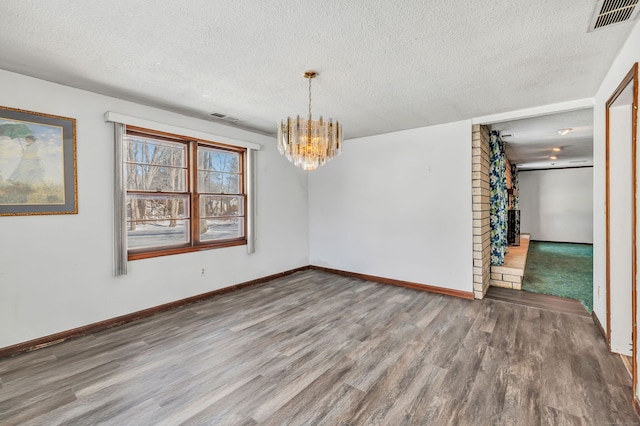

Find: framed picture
<box><xmin>0</xmin><ymin>106</ymin><xmax>77</xmax><ymax>216</ymax></box>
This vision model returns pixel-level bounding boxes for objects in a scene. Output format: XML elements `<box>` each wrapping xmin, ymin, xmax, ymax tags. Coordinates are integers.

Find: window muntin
<box><xmin>125</xmin><ymin>128</ymin><xmax>246</xmax><ymax>258</ymax></box>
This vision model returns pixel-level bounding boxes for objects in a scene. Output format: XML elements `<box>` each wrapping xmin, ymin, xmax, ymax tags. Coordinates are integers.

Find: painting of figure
<box><xmin>0</xmin><ymin>106</ymin><xmax>76</xmax><ymax>216</ymax></box>
<box><xmin>0</xmin><ymin>120</ymin><xmax>64</xmax><ymax>205</ymax></box>
<box><xmin>9</xmin><ymin>135</ymin><xmax>45</xmax><ymax>185</ymax></box>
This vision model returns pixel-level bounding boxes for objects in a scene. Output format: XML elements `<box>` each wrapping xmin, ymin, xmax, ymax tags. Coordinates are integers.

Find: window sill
<box><xmin>128</xmin><ymin>239</ymin><xmax>247</xmax><ymax>261</ymax></box>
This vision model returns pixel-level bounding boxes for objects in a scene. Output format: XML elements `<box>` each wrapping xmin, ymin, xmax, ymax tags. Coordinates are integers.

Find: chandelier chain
<box><xmin>308</xmin><ymin>76</ymin><xmax>312</xmax><ymax>120</ymax></box>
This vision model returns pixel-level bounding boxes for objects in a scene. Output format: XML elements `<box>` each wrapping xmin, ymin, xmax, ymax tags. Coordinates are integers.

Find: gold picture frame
<box><xmin>0</xmin><ymin>106</ymin><xmax>77</xmax><ymax>215</ymax></box>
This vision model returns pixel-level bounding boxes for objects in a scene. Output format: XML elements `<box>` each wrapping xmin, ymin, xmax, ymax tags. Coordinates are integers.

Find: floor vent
<box><xmin>589</xmin><ymin>0</ymin><xmax>639</xmax><ymax>31</ymax></box>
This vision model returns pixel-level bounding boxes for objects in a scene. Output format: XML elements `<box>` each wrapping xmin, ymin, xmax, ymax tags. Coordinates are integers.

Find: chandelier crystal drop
<box><xmin>277</xmin><ymin>71</ymin><xmax>342</xmax><ymax>171</ymax></box>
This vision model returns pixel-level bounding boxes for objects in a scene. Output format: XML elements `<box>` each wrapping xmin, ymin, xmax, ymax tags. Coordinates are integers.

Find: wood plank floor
<box><xmin>485</xmin><ymin>286</ymin><xmax>590</xmax><ymax>317</ymax></box>
<box><xmin>1</xmin><ymin>270</ymin><xmax>637</xmax><ymax>425</ymax></box>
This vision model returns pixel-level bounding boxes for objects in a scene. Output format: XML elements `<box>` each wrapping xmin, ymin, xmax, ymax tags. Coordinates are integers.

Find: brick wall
<box><xmin>472</xmin><ymin>124</ymin><xmax>491</xmax><ymax>299</ymax></box>
<box><xmin>489</xmin><ymin>270</ymin><xmax>523</xmax><ymax>290</ymax></box>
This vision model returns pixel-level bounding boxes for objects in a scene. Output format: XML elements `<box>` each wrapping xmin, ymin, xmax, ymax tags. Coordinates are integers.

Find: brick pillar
<box><xmin>472</xmin><ymin>124</ymin><xmax>491</xmax><ymax>299</ymax></box>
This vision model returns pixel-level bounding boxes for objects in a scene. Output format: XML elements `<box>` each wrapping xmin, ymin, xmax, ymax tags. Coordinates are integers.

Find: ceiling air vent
<box><xmin>588</xmin><ymin>0</ymin><xmax>639</xmax><ymax>31</ymax></box>
<box><xmin>208</xmin><ymin>112</ymin><xmax>240</xmax><ymax>123</ymax></box>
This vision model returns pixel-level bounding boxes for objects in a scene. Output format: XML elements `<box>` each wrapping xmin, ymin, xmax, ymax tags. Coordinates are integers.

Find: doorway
<box><xmin>605</xmin><ymin>62</ymin><xmax>638</xmax><ymax>393</ymax></box>
<box><xmin>489</xmin><ymin>111</ymin><xmax>595</xmax><ymax>312</ymax></box>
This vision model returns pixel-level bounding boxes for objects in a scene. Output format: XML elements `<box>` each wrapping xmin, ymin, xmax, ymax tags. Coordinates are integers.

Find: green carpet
<box><xmin>522</xmin><ymin>241</ymin><xmax>593</xmax><ymax>312</ymax></box>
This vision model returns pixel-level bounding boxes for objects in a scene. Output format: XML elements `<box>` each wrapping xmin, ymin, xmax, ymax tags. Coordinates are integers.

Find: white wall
<box><xmin>0</xmin><ymin>70</ymin><xmax>309</xmax><ymax>349</ymax></box>
<box><xmin>308</xmin><ymin>121</ymin><xmax>473</xmax><ymax>293</ymax></box>
<box><xmin>518</xmin><ymin>168</ymin><xmax>593</xmax><ymax>244</ymax></box>
<box><xmin>593</xmin><ymin>20</ymin><xmax>640</xmax><ymax>333</ymax></box>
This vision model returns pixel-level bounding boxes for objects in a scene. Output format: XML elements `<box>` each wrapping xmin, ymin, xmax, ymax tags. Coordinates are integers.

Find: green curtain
<box><xmin>490</xmin><ymin>131</ymin><xmax>507</xmax><ymax>265</ymax></box>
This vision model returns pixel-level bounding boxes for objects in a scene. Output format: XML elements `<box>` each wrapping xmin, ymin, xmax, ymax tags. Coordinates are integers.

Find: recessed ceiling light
<box><xmin>557</xmin><ymin>128</ymin><xmax>572</xmax><ymax>136</ymax></box>
<box><xmin>549</xmin><ymin>156</ymin><xmax>558</xmax><ymax>160</ymax></box>
<box><xmin>552</xmin><ymin>147</ymin><xmax>561</xmax><ymax>152</ymax></box>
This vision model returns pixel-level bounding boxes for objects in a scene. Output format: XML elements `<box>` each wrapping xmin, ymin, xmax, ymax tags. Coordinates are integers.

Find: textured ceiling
<box><xmin>492</xmin><ymin>109</ymin><xmax>594</xmax><ymax>170</ymax></box>
<box><xmin>0</xmin><ymin>1</ymin><xmax>636</xmax><ymax>139</ymax></box>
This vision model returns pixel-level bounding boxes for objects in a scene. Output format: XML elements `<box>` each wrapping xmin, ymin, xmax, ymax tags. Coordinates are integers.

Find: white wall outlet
<box><xmin>201</xmin><ymin>268</ymin><xmax>206</xmax><ymax>276</ymax></box>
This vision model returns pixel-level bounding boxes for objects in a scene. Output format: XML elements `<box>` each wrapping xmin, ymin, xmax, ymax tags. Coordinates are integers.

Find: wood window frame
<box><xmin>125</xmin><ymin>125</ymin><xmax>247</xmax><ymax>260</ymax></box>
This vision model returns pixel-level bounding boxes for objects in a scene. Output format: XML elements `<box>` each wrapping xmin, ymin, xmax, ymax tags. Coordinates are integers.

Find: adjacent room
<box><xmin>489</xmin><ymin>110</ymin><xmax>594</xmax><ymax>312</ymax></box>
<box><xmin>1</xmin><ymin>1</ymin><xmax>640</xmax><ymax>424</ymax></box>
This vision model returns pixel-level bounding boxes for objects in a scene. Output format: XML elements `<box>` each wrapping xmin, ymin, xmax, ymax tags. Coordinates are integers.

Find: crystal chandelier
<box><xmin>277</xmin><ymin>71</ymin><xmax>342</xmax><ymax>171</ymax></box>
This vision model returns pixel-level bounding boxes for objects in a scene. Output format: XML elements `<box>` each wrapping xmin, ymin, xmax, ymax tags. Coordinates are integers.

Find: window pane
<box><xmin>197</xmin><ymin>171</ymin><xmax>240</xmax><ymax>194</ymax></box>
<box><xmin>126</xmin><ymin>137</ymin><xmax>186</xmax><ymax>167</ymax></box>
<box><xmin>126</xmin><ymin>195</ymin><xmax>189</xmax><ymax>221</ymax></box>
<box><xmin>199</xmin><ymin>217</ymin><xmax>244</xmax><ymax>241</ymax></box>
<box><xmin>199</xmin><ymin>195</ymin><xmax>244</xmax><ymax>217</ymax></box>
<box><xmin>127</xmin><ymin>194</ymin><xmax>190</xmax><ymax>249</ymax></box>
<box><xmin>198</xmin><ymin>147</ymin><xmax>240</xmax><ymax>173</ymax></box>
<box><xmin>127</xmin><ymin>164</ymin><xmax>187</xmax><ymax>192</ymax></box>
<box><xmin>127</xmin><ymin>219</ymin><xmax>190</xmax><ymax>249</ymax></box>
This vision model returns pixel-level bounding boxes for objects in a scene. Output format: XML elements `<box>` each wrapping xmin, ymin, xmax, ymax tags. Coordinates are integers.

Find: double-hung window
<box><xmin>125</xmin><ymin>126</ymin><xmax>246</xmax><ymax>259</ymax></box>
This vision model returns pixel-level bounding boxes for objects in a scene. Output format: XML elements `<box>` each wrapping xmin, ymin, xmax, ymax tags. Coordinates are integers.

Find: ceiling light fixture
<box><xmin>549</xmin><ymin>156</ymin><xmax>558</xmax><ymax>160</ymax></box>
<box><xmin>277</xmin><ymin>70</ymin><xmax>342</xmax><ymax>171</ymax></box>
<box><xmin>552</xmin><ymin>147</ymin><xmax>562</xmax><ymax>152</ymax></box>
<box><xmin>557</xmin><ymin>128</ymin><xmax>573</xmax><ymax>136</ymax></box>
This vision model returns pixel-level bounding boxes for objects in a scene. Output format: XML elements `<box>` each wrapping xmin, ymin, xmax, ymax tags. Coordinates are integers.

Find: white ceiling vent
<box><xmin>588</xmin><ymin>0</ymin><xmax>639</xmax><ymax>31</ymax></box>
<box><xmin>208</xmin><ymin>112</ymin><xmax>240</xmax><ymax>123</ymax></box>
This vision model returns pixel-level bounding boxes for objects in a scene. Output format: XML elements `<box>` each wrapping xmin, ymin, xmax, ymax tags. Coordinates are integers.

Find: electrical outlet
<box><xmin>201</xmin><ymin>268</ymin><xmax>206</xmax><ymax>276</ymax></box>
